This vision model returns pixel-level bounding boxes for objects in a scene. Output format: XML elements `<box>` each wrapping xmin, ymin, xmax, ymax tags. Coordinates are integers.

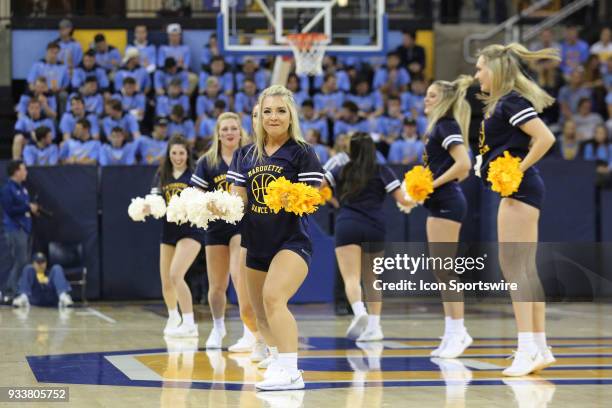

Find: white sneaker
<box><xmin>438</xmin><ymin>332</ymin><xmax>473</xmax><ymax>359</ymax></box>
<box><xmin>431</xmin><ymin>336</ymin><xmax>449</xmax><ymax>357</ymax></box>
<box><xmin>256</xmin><ymin>367</ymin><xmax>304</xmax><ymax>391</ymax></box>
<box><xmin>502</xmin><ymin>350</ymin><xmax>544</xmax><ymax>377</ymax></box>
<box><xmin>12</xmin><ymin>294</ymin><xmax>29</xmax><ymax>308</ymax></box>
<box><xmin>228</xmin><ymin>335</ymin><xmax>256</xmax><ymax>353</ymax></box>
<box><xmin>205</xmin><ymin>327</ymin><xmax>226</xmax><ymax>349</ymax></box>
<box><xmin>356</xmin><ymin>325</ymin><xmax>384</xmax><ymax>342</ymax></box>
<box><xmin>263</xmin><ymin>359</ymin><xmax>283</xmax><ymax>379</ymax></box>
<box><xmin>535</xmin><ymin>347</ymin><xmax>556</xmax><ymax>371</ymax></box>
<box><xmin>256</xmin><ymin>390</ymin><xmax>305</xmax><ymax>408</ymax></box>
<box><xmin>163</xmin><ymin>316</ymin><xmax>182</xmax><ymax>336</ymax></box>
<box><xmin>346</xmin><ymin>314</ymin><xmax>368</xmax><ymax>339</ymax></box>
<box><xmin>250</xmin><ymin>340</ymin><xmax>267</xmax><ymax>362</ymax></box>
<box><xmin>258</xmin><ymin>354</ymin><xmax>277</xmax><ymax>369</ymax></box>
<box><xmin>58</xmin><ymin>292</ymin><xmax>73</xmax><ymax>308</ymax></box>
<box><xmin>164</xmin><ymin>323</ymin><xmax>199</xmax><ymax>338</ymax></box>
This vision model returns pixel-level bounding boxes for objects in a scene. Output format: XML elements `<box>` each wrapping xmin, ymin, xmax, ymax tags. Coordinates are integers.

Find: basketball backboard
<box><xmin>217</xmin><ymin>0</ymin><xmax>387</xmax><ymax>56</ymax></box>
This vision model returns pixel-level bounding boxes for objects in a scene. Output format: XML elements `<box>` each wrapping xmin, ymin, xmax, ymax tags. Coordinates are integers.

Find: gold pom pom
<box><xmin>263</xmin><ymin>177</ymin><xmax>322</xmax><ymax>216</ymax></box>
<box><xmin>319</xmin><ymin>186</ymin><xmax>333</xmax><ymax>203</ymax></box>
<box><xmin>404</xmin><ymin>165</ymin><xmax>434</xmax><ymax>203</ymax></box>
<box><xmin>487</xmin><ymin>151</ymin><xmax>524</xmax><ymax>197</ymax></box>
<box><xmin>286</xmin><ymin>182</ymin><xmax>322</xmax><ymax>216</ymax></box>
<box><xmin>263</xmin><ymin>177</ymin><xmax>293</xmax><ymax>214</ymax></box>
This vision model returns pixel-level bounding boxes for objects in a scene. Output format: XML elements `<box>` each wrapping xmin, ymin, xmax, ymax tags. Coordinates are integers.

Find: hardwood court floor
<box><xmin>1</xmin><ymin>301</ymin><xmax>612</xmax><ymax>407</ymax></box>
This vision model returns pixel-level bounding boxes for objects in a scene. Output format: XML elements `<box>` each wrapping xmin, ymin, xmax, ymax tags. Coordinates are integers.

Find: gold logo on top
<box><xmin>479</xmin><ymin>119</ymin><xmax>490</xmax><ymax>155</ymax></box>
<box><xmin>164</xmin><ymin>182</ymin><xmax>188</xmax><ymax>203</ymax></box>
<box><xmin>251</xmin><ymin>173</ymin><xmax>278</xmax><ymax>205</ymax></box>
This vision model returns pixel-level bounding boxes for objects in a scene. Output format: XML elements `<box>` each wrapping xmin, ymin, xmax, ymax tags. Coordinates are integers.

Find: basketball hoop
<box><xmin>285</xmin><ymin>33</ymin><xmax>329</xmax><ymax>76</ymax></box>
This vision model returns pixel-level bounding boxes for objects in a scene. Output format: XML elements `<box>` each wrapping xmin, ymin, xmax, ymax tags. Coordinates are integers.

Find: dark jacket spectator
<box><xmin>1</xmin><ymin>161</ymin><xmax>38</xmax><ymax>296</ymax></box>
<box><xmin>395</xmin><ymin>30</ymin><xmax>426</xmax><ymax>76</ymax></box>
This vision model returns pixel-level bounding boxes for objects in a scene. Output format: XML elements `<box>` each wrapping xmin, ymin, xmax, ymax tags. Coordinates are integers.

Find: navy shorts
<box><xmin>205</xmin><ymin>222</ymin><xmax>240</xmax><ymax>246</ymax></box>
<box><xmin>507</xmin><ymin>167</ymin><xmax>545</xmax><ymax>210</ymax></box>
<box><xmin>240</xmin><ymin>231</ymin><xmax>246</xmax><ymax>249</ymax></box>
<box><xmin>161</xmin><ymin>222</ymin><xmax>205</xmax><ymax>246</ymax></box>
<box><xmin>246</xmin><ymin>244</ymin><xmax>312</xmax><ymax>272</ymax></box>
<box><xmin>424</xmin><ymin>184</ymin><xmax>467</xmax><ymax>223</ymax></box>
<box><xmin>335</xmin><ymin>217</ymin><xmax>385</xmax><ymax>252</ymax></box>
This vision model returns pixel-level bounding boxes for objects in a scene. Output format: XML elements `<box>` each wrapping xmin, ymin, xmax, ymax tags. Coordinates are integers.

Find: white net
<box><xmin>286</xmin><ymin>33</ymin><xmax>329</xmax><ymax>76</ymax></box>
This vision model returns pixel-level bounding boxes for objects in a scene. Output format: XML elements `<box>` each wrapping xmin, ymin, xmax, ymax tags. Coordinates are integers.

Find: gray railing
<box><xmin>522</xmin><ymin>0</ymin><xmax>594</xmax><ymax>43</ymax></box>
<box><xmin>463</xmin><ymin>0</ymin><xmax>551</xmax><ymax>64</ymax></box>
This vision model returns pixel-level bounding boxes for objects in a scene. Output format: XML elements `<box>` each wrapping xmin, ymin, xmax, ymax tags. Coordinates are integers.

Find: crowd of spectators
<box><xmin>9</xmin><ymin>19</ymin><xmax>612</xmax><ymax>183</ymax></box>
<box><xmin>529</xmin><ymin>26</ymin><xmax>612</xmax><ymax>183</ymax></box>
<box><xmin>12</xmin><ymin>20</ymin><xmax>430</xmax><ymax>168</ymax></box>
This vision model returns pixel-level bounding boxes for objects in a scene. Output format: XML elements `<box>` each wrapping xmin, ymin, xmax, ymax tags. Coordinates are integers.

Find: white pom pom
<box><xmin>145</xmin><ymin>194</ymin><xmax>166</xmax><ymax>219</ymax></box>
<box><xmin>128</xmin><ymin>197</ymin><xmax>147</xmax><ymax>222</ymax></box>
<box><xmin>207</xmin><ymin>190</ymin><xmax>244</xmax><ymax>225</ymax></box>
<box><xmin>166</xmin><ymin>194</ymin><xmax>188</xmax><ymax>225</ymax></box>
<box><xmin>181</xmin><ymin>187</ymin><xmax>211</xmax><ymax>229</ymax></box>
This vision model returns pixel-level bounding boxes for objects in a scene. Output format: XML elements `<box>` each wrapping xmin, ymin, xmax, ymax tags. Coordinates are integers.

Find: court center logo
<box><xmin>251</xmin><ymin>173</ymin><xmax>277</xmax><ymax>205</ymax></box>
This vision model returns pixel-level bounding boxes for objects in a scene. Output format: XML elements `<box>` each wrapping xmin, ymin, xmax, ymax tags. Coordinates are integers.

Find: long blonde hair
<box><xmin>426</xmin><ymin>75</ymin><xmax>473</xmax><ymax>144</ymax></box>
<box><xmin>203</xmin><ymin>111</ymin><xmax>249</xmax><ymax>168</ymax></box>
<box><xmin>251</xmin><ymin>85</ymin><xmax>307</xmax><ymax>162</ymax></box>
<box><xmin>478</xmin><ymin>43</ymin><xmax>560</xmax><ymax>116</ymax></box>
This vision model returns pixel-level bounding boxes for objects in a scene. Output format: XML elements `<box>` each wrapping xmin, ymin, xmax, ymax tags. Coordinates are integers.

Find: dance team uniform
<box><xmin>192</xmin><ymin>156</ymin><xmax>240</xmax><ymax>245</ymax></box>
<box><xmin>227</xmin><ymin>140</ymin><xmax>324</xmax><ymax>271</ymax></box>
<box><xmin>151</xmin><ymin>170</ymin><xmax>206</xmax><ymax>245</ymax></box>
<box><xmin>478</xmin><ymin>91</ymin><xmax>545</xmax><ymax>209</ymax></box>
<box><xmin>325</xmin><ymin>161</ymin><xmax>400</xmax><ymax>252</ymax></box>
<box><xmin>422</xmin><ymin>117</ymin><xmax>467</xmax><ymax>222</ymax></box>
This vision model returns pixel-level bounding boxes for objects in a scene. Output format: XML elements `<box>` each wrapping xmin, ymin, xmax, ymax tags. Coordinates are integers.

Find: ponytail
<box><xmin>478</xmin><ymin>42</ymin><xmax>560</xmax><ymax>115</ymax></box>
<box><xmin>426</xmin><ymin>75</ymin><xmax>473</xmax><ymax>145</ymax></box>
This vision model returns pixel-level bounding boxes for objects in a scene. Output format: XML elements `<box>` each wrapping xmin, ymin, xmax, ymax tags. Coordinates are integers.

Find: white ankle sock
<box><xmin>213</xmin><ymin>318</ymin><xmax>225</xmax><ymax>332</ymax></box>
<box><xmin>367</xmin><ymin>314</ymin><xmax>380</xmax><ymax>329</ymax></box>
<box><xmin>351</xmin><ymin>301</ymin><xmax>366</xmax><ymax>317</ymax></box>
<box><xmin>242</xmin><ymin>324</ymin><xmax>255</xmax><ymax>339</ymax></box>
<box><xmin>182</xmin><ymin>313</ymin><xmax>194</xmax><ymax>326</ymax></box>
<box><xmin>534</xmin><ymin>332</ymin><xmax>548</xmax><ymax>351</ymax></box>
<box><xmin>277</xmin><ymin>352</ymin><xmax>298</xmax><ymax>371</ymax></box>
<box><xmin>268</xmin><ymin>346</ymin><xmax>279</xmax><ymax>358</ymax></box>
<box><xmin>168</xmin><ymin>308</ymin><xmax>180</xmax><ymax>322</ymax></box>
<box><xmin>443</xmin><ymin>316</ymin><xmax>452</xmax><ymax>337</ymax></box>
<box><xmin>447</xmin><ymin>318</ymin><xmax>465</xmax><ymax>335</ymax></box>
<box><xmin>517</xmin><ymin>332</ymin><xmax>538</xmax><ymax>354</ymax></box>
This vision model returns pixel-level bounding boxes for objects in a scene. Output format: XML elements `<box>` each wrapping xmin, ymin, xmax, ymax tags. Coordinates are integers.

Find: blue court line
<box><xmin>384</xmin><ymin>337</ymin><xmax>612</xmax><ymax>341</ymax></box>
<box><xmin>458</xmin><ymin>354</ymin><xmax>612</xmax><ymax>359</ymax></box>
<box><xmin>303</xmin><ymin>379</ymin><xmax>612</xmax><ymax>389</ymax></box>
<box><xmin>545</xmin><ymin>366</ymin><xmax>612</xmax><ymax>370</ymax></box>
<box><xmin>460</xmin><ymin>344</ymin><xmax>612</xmax><ymax>349</ymax></box>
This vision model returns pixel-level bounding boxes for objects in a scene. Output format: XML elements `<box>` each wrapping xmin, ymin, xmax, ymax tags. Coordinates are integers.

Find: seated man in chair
<box><xmin>12</xmin><ymin>253</ymin><xmax>74</xmax><ymax>308</ymax></box>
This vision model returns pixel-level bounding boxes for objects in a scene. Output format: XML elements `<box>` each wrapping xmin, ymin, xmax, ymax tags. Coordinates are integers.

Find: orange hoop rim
<box><xmin>286</xmin><ymin>33</ymin><xmax>329</xmax><ymax>50</ymax></box>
